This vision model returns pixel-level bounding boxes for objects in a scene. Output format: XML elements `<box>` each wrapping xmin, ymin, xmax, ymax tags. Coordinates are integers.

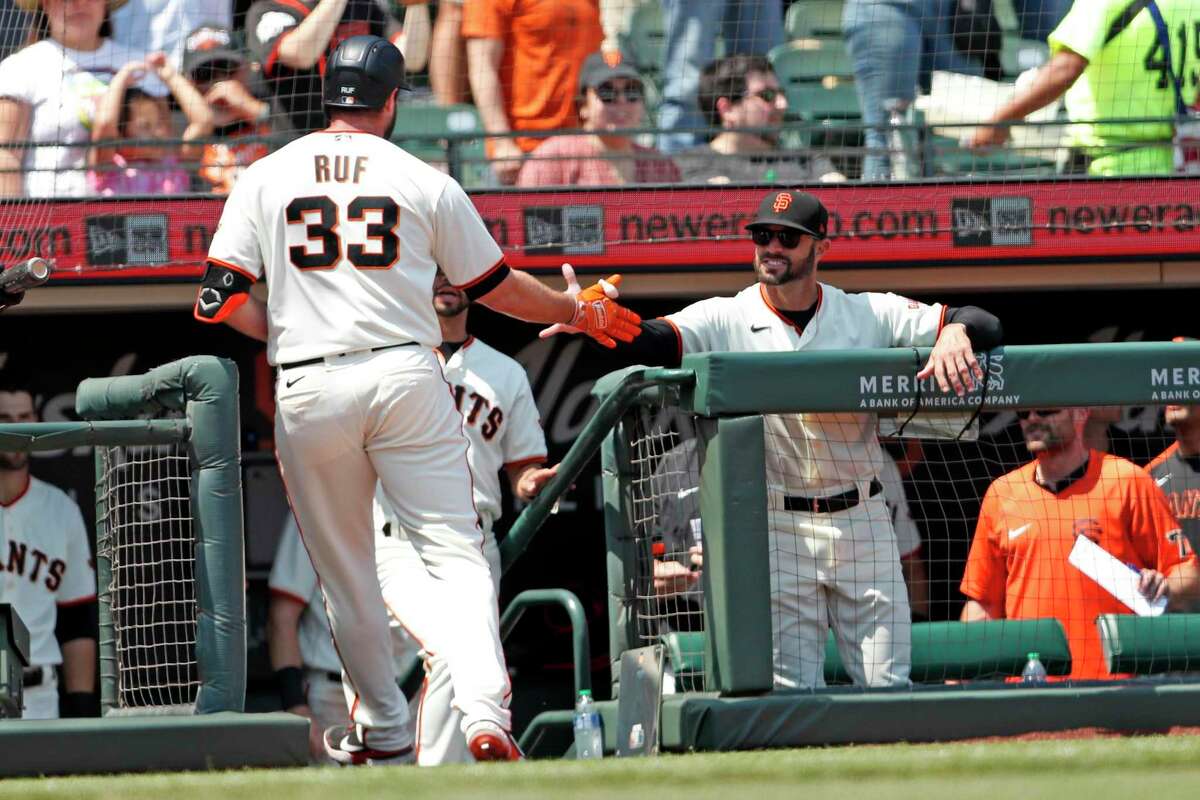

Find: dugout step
<box><xmin>0</xmin><ymin>711</ymin><xmax>308</xmax><ymax>777</ymax></box>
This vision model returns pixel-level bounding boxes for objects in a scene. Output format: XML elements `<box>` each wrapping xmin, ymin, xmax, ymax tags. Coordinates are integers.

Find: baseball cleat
<box><xmin>467</xmin><ymin>721</ymin><xmax>522</xmax><ymax>762</ymax></box>
<box><xmin>323</xmin><ymin>724</ymin><xmax>415</xmax><ymax>766</ymax></box>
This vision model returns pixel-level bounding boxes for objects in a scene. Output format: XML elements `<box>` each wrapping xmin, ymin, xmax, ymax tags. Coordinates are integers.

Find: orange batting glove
<box><xmin>540</xmin><ymin>263</ymin><xmax>642</xmax><ymax>348</ymax></box>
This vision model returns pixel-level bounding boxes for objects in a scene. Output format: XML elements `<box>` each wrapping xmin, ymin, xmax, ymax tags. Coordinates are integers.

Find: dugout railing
<box><xmin>0</xmin><ymin>356</ymin><xmax>307</xmax><ymax>777</ymax></box>
<box><xmin>505</xmin><ymin>341</ymin><xmax>1200</xmax><ymax>752</ymax></box>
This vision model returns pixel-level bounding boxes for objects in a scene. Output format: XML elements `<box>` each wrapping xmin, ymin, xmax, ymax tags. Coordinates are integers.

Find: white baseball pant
<box><xmin>769</xmin><ymin>480</ymin><xmax>912</xmax><ymax>689</ymax></box>
<box><xmin>378</xmin><ymin>521</ymin><xmax>504</xmax><ymax>765</ymax></box>
<box><xmin>274</xmin><ymin>347</ymin><xmax>510</xmax><ymax>752</ymax></box>
<box><xmin>20</xmin><ymin>667</ymin><xmax>58</xmax><ymax>720</ymax></box>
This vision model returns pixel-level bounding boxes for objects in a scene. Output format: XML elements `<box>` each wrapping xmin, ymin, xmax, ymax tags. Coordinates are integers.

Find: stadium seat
<box><xmin>390</xmin><ymin>103</ymin><xmax>489</xmax><ymax>186</ymax></box>
<box><xmin>621</xmin><ymin>1</ymin><xmax>667</xmax><ymax>80</ymax></box>
<box><xmin>784</xmin><ymin>83</ymin><xmax>861</xmax><ymax>121</ymax></box>
<box><xmin>768</xmin><ymin>40</ymin><xmax>855</xmax><ymax>86</ymax></box>
<box><xmin>784</xmin><ymin>0</ymin><xmax>846</xmax><ymax>41</ymax></box>
<box><xmin>1000</xmin><ymin>36</ymin><xmax>1049</xmax><ymax>77</ymax></box>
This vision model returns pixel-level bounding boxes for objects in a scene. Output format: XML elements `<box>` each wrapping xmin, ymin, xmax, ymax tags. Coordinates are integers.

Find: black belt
<box><xmin>279</xmin><ymin>342</ymin><xmax>418</xmax><ymax>372</ymax></box>
<box><xmin>22</xmin><ymin>666</ymin><xmax>44</xmax><ymax>688</ymax></box>
<box><xmin>326</xmin><ymin>671</ymin><xmax>341</xmax><ymax>683</ymax></box>
<box><xmin>783</xmin><ymin>479</ymin><xmax>883</xmax><ymax>514</ymax></box>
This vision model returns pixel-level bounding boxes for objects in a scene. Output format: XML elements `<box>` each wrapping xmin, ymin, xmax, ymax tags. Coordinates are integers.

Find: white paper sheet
<box><xmin>1067</xmin><ymin>535</ymin><xmax>1167</xmax><ymax>617</ymax></box>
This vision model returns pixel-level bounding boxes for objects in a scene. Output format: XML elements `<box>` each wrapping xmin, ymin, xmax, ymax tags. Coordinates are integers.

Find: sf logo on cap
<box><xmin>772</xmin><ymin>192</ymin><xmax>793</xmax><ymax>213</ymax></box>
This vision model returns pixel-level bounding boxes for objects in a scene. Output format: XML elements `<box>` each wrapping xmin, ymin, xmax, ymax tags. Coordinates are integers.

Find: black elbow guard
<box><xmin>194</xmin><ymin>261</ymin><xmax>254</xmax><ymax>323</ymax></box>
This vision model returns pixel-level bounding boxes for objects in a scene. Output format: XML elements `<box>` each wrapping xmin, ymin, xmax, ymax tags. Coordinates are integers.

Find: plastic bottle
<box><xmin>1021</xmin><ymin>652</ymin><xmax>1048</xmax><ymax>684</ymax></box>
<box><xmin>573</xmin><ymin>689</ymin><xmax>604</xmax><ymax>760</ymax></box>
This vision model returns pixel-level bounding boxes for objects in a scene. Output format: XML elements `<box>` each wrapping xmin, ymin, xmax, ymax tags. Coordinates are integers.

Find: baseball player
<box><xmin>194</xmin><ymin>35</ymin><xmax>638</xmax><ymax>764</ymax></box>
<box><xmin>0</xmin><ymin>380</ymin><xmax>97</xmax><ymax>719</ymax></box>
<box><xmin>961</xmin><ymin>407</ymin><xmax>1200</xmax><ymax>679</ymax></box>
<box><xmin>546</xmin><ymin>189</ymin><xmax>1003</xmax><ymax>688</ymax></box>
<box><xmin>375</xmin><ymin>268</ymin><xmax>556</xmax><ymax>765</ymax></box>
<box><xmin>1147</xmin><ymin>338</ymin><xmax>1200</xmax><ymax>573</ymax></box>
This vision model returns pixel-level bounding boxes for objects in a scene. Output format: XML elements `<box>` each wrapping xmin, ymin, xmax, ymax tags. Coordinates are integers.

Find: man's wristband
<box><xmin>275</xmin><ymin>666</ymin><xmax>306</xmax><ymax>710</ymax></box>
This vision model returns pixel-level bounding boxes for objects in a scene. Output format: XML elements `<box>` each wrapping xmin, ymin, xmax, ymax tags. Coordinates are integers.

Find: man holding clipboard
<box><xmin>960</xmin><ymin>406</ymin><xmax>1200</xmax><ymax>680</ymax></box>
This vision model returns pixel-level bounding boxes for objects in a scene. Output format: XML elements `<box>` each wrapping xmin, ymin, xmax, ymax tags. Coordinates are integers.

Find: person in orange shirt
<box><xmin>960</xmin><ymin>407</ymin><xmax>1200</xmax><ymax>680</ymax></box>
<box><xmin>462</xmin><ymin>0</ymin><xmax>604</xmax><ymax>184</ymax></box>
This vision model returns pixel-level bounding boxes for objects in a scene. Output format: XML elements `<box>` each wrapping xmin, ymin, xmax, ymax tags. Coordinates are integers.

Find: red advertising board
<box><xmin>2</xmin><ymin>178</ymin><xmax>1197</xmax><ymax>283</ymax></box>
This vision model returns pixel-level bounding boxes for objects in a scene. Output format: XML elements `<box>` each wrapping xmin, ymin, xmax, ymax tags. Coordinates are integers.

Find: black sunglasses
<box><xmin>1016</xmin><ymin>409</ymin><xmax>1064</xmax><ymax>420</ymax></box>
<box><xmin>750</xmin><ymin>227</ymin><xmax>804</xmax><ymax>249</ymax></box>
<box><xmin>743</xmin><ymin>88</ymin><xmax>782</xmax><ymax>104</ymax></box>
<box><xmin>595</xmin><ymin>82</ymin><xmax>645</xmax><ymax>104</ymax></box>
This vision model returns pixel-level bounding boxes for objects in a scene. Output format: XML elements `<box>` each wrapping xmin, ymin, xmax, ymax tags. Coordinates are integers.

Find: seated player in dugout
<box><xmin>961</xmin><ymin>406</ymin><xmax>1200</xmax><ymax>681</ymax></box>
<box><xmin>545</xmin><ymin>188</ymin><xmax>1003</xmax><ymax>689</ymax></box>
<box><xmin>1148</xmin><ymin>336</ymin><xmax>1200</xmax><ymax>566</ymax></box>
<box><xmin>0</xmin><ymin>378</ymin><xmax>98</xmax><ymax>719</ymax></box>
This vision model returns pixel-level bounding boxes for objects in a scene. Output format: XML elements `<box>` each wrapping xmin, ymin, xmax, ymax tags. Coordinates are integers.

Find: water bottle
<box><xmin>573</xmin><ymin>689</ymin><xmax>604</xmax><ymax>760</ymax></box>
<box><xmin>1021</xmin><ymin>652</ymin><xmax>1048</xmax><ymax>684</ymax></box>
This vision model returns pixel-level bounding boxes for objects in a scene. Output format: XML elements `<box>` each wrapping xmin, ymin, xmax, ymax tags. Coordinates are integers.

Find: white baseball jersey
<box><xmin>664</xmin><ymin>282</ymin><xmax>944</xmax><ymax>494</ymax></box>
<box><xmin>0</xmin><ymin>477</ymin><xmax>95</xmax><ymax>667</ymax></box>
<box><xmin>206</xmin><ymin>131</ymin><xmax>505</xmax><ymax>365</ymax></box>
<box><xmin>268</xmin><ymin>515</ymin><xmax>342</xmax><ymax>675</ymax></box>
<box><xmin>439</xmin><ymin>338</ymin><xmax>547</xmax><ymax>531</ymax></box>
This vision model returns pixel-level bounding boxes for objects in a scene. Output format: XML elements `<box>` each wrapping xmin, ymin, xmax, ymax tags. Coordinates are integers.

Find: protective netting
<box><xmin>626</xmin><ymin>402</ymin><xmax>1196</xmax><ymax>689</ymax></box>
<box><xmin>96</xmin><ymin>439</ymin><xmax>199</xmax><ymax>714</ymax></box>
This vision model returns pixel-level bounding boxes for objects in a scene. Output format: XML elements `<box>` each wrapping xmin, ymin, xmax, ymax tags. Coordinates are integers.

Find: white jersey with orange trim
<box><xmin>205</xmin><ymin>129</ymin><xmax>504</xmax><ymax>365</ymax></box>
<box><xmin>438</xmin><ymin>337</ymin><xmax>547</xmax><ymax>532</ymax></box>
<box><xmin>663</xmin><ymin>280</ymin><xmax>943</xmax><ymax>690</ymax></box>
<box><xmin>665</xmin><ymin>282</ymin><xmax>944</xmax><ymax>495</ymax></box>
<box><xmin>0</xmin><ymin>477</ymin><xmax>95</xmax><ymax>667</ymax></box>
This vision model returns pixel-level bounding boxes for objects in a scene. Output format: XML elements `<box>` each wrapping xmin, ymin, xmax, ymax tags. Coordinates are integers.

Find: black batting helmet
<box><xmin>323</xmin><ymin>35</ymin><xmax>408</xmax><ymax>111</ymax></box>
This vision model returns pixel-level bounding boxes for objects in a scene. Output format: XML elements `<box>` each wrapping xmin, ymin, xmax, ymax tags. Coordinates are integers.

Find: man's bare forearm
<box><xmin>478</xmin><ymin>269</ymin><xmax>574</xmax><ymax>324</ymax></box>
<box><xmin>277</xmin><ymin>0</ymin><xmax>350</xmax><ymax>69</ymax></box>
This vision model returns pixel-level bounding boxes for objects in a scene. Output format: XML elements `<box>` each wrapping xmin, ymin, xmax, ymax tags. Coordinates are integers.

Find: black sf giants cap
<box><xmin>746</xmin><ymin>190</ymin><xmax>828</xmax><ymax>240</ymax></box>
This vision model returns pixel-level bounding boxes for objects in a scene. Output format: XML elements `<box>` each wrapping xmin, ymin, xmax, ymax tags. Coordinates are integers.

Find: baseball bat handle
<box><xmin>0</xmin><ymin>257</ymin><xmax>52</xmax><ymax>293</ymax></box>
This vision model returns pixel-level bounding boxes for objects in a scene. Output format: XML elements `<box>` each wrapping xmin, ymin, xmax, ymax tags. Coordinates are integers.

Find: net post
<box><xmin>602</xmin><ymin>410</ymin><xmax>641</xmax><ymax>695</ymax></box>
<box><xmin>698</xmin><ymin>415</ymin><xmax>773</xmax><ymax>695</ymax></box>
<box><xmin>94</xmin><ymin>446</ymin><xmax>117</xmax><ymax>716</ymax></box>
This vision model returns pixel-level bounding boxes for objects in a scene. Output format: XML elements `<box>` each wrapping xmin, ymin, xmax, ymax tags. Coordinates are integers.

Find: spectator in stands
<box><xmin>674</xmin><ymin>55</ymin><xmax>844</xmax><ymax>185</ymax></box>
<box><xmin>245</xmin><ymin>0</ymin><xmax>403</xmax><ymax>133</ymax></box>
<box><xmin>657</xmin><ymin>0</ymin><xmax>785</xmax><ymax>154</ymax></box>
<box><xmin>960</xmin><ymin>406</ymin><xmax>1200</xmax><ymax>680</ymax></box>
<box><xmin>0</xmin><ymin>378</ymin><xmax>98</xmax><ymax>719</ymax></box>
<box><xmin>463</xmin><ymin>0</ymin><xmax>603</xmax><ymax>184</ymax></box>
<box><xmin>87</xmin><ymin>50</ymin><xmax>213</xmax><ymax>195</ymax></box>
<box><xmin>516</xmin><ymin>51</ymin><xmax>679</xmax><ymax>187</ymax></box>
<box><xmin>967</xmin><ymin>0</ymin><xmax>1198</xmax><ymax>176</ymax></box>
<box><xmin>844</xmin><ymin>0</ymin><xmax>994</xmax><ymax>180</ymax></box>
<box><xmin>0</xmin><ymin>0</ymin><xmax>169</xmax><ymax>197</ymax></box>
<box><xmin>182</xmin><ymin>24</ymin><xmax>273</xmax><ymax>195</ymax></box>
<box><xmin>110</xmin><ymin>0</ymin><xmax>232</xmax><ymax>69</ymax></box>
<box><xmin>431</xmin><ymin>0</ymin><xmax>468</xmax><ymax>105</ymax></box>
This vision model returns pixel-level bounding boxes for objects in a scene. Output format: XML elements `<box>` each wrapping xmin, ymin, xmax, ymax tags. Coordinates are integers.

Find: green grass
<box><xmin>4</xmin><ymin>736</ymin><xmax>1200</xmax><ymax>800</ymax></box>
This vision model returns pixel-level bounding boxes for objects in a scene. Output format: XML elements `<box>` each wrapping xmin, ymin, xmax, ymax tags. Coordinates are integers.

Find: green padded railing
<box><xmin>76</xmin><ymin>355</ymin><xmax>245</xmax><ymax>715</ymax></box>
<box><xmin>664</xmin><ymin>620</ymin><xmax>1071</xmax><ymax>686</ymax></box>
<box><xmin>1098</xmin><ymin>613</ymin><xmax>1200</xmax><ymax>675</ymax></box>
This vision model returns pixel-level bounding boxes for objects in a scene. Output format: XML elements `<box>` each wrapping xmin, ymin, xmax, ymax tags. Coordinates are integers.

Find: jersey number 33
<box><xmin>286</xmin><ymin>195</ymin><xmax>400</xmax><ymax>270</ymax></box>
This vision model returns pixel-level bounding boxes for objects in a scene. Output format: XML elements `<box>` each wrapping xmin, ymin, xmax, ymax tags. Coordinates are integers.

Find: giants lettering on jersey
<box><xmin>450</xmin><ymin>384</ymin><xmax>504</xmax><ymax>440</ymax></box>
<box><xmin>3</xmin><ymin>540</ymin><xmax>67</xmax><ymax>590</ymax></box>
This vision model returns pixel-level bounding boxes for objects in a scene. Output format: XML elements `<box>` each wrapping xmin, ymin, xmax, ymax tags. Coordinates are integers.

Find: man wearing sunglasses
<box><xmin>676</xmin><ymin>55</ymin><xmax>843</xmax><ymax>185</ymax></box>
<box><xmin>962</xmin><ymin>406</ymin><xmax>1199</xmax><ymax>680</ymax></box>
<box><xmin>548</xmin><ymin>189</ymin><xmax>1002</xmax><ymax>689</ymax></box>
<box><xmin>516</xmin><ymin>51</ymin><xmax>679</xmax><ymax>187</ymax></box>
